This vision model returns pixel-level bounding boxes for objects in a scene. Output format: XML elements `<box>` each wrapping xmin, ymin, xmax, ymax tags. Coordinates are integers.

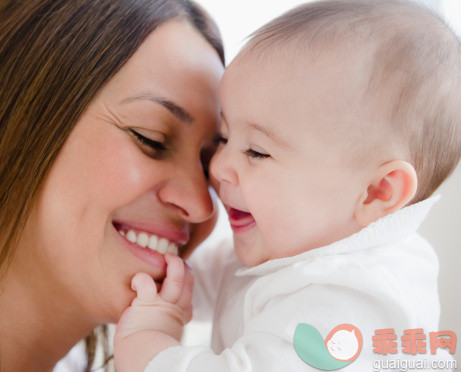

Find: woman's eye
<box><xmin>200</xmin><ymin>145</ymin><xmax>218</xmax><ymax>180</ymax></box>
<box><xmin>213</xmin><ymin>134</ymin><xmax>228</xmax><ymax>146</ymax></box>
<box><xmin>244</xmin><ymin>148</ymin><xmax>270</xmax><ymax>160</ymax></box>
<box><xmin>129</xmin><ymin>129</ymin><xmax>167</xmax><ymax>156</ymax></box>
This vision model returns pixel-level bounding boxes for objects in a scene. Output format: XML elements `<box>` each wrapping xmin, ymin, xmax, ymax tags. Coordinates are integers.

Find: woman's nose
<box><xmin>209</xmin><ymin>144</ymin><xmax>239</xmax><ymax>186</ymax></box>
<box><xmin>157</xmin><ymin>162</ymin><xmax>214</xmax><ymax>224</ymax></box>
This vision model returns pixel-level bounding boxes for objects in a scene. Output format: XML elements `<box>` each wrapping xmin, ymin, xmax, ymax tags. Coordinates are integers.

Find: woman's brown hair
<box><xmin>0</xmin><ymin>0</ymin><xmax>224</xmax><ymax>370</ymax></box>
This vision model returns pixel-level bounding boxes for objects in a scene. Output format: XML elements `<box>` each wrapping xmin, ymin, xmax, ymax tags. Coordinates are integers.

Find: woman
<box><xmin>0</xmin><ymin>0</ymin><xmax>225</xmax><ymax>371</ymax></box>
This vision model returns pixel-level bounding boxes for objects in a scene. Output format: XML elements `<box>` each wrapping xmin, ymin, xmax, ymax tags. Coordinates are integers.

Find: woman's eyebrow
<box><xmin>120</xmin><ymin>93</ymin><xmax>193</xmax><ymax>124</ymax></box>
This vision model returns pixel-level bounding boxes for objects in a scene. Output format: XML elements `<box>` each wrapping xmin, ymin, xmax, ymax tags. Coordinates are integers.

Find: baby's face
<box><xmin>210</xmin><ymin>51</ymin><xmax>372</xmax><ymax>267</ymax></box>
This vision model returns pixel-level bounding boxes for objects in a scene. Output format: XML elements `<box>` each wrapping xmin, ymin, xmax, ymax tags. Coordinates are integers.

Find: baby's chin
<box><xmin>234</xmin><ymin>240</ymin><xmax>269</xmax><ymax>267</ymax></box>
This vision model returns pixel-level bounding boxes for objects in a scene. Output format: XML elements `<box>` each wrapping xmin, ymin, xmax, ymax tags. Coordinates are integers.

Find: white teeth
<box><xmin>119</xmin><ymin>228</ymin><xmax>179</xmax><ymax>256</ymax></box>
<box><xmin>136</xmin><ymin>232</ymin><xmax>149</xmax><ymax>248</ymax></box>
<box><xmin>148</xmin><ymin>235</ymin><xmax>158</xmax><ymax>249</ymax></box>
<box><xmin>126</xmin><ymin>230</ymin><xmax>137</xmax><ymax>243</ymax></box>
<box><xmin>157</xmin><ymin>238</ymin><xmax>169</xmax><ymax>254</ymax></box>
<box><xmin>167</xmin><ymin>243</ymin><xmax>178</xmax><ymax>255</ymax></box>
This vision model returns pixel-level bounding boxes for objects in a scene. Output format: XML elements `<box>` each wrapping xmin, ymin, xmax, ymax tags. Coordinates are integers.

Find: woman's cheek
<box><xmin>82</xmin><ymin>134</ymin><xmax>156</xmax><ymax>207</ymax></box>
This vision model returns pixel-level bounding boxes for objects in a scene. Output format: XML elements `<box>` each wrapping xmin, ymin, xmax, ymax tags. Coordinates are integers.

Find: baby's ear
<box><xmin>354</xmin><ymin>160</ymin><xmax>417</xmax><ymax>227</ymax></box>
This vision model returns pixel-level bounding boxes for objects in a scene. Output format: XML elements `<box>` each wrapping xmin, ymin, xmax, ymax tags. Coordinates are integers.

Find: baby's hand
<box><xmin>114</xmin><ymin>254</ymin><xmax>194</xmax><ymax>371</ymax></box>
<box><xmin>114</xmin><ymin>253</ymin><xmax>194</xmax><ymax>346</ymax></box>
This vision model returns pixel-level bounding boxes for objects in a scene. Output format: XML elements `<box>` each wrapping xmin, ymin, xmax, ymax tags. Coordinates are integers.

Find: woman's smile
<box><xmin>112</xmin><ymin>220</ymin><xmax>188</xmax><ymax>263</ymax></box>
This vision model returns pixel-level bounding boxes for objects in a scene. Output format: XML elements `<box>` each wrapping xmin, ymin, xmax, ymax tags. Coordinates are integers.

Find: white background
<box><xmin>194</xmin><ymin>0</ymin><xmax>461</xmax><ymax>364</ymax></box>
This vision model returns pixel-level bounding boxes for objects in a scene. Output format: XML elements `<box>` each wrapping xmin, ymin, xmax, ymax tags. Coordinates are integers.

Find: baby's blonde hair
<box><xmin>242</xmin><ymin>0</ymin><xmax>461</xmax><ymax>203</ymax></box>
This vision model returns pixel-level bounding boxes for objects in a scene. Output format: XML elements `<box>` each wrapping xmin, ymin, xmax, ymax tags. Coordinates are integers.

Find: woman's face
<box><xmin>18</xmin><ymin>21</ymin><xmax>224</xmax><ymax>323</ymax></box>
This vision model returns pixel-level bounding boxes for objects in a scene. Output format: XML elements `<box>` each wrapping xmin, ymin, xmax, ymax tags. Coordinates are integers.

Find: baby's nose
<box><xmin>209</xmin><ymin>145</ymin><xmax>239</xmax><ymax>186</ymax></box>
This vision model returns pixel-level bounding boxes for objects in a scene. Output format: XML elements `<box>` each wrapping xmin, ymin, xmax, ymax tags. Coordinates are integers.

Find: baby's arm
<box><xmin>114</xmin><ymin>254</ymin><xmax>193</xmax><ymax>372</ymax></box>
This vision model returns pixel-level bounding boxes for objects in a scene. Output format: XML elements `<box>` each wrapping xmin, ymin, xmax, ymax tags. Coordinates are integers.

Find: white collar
<box><xmin>236</xmin><ymin>195</ymin><xmax>441</xmax><ymax>277</ymax></box>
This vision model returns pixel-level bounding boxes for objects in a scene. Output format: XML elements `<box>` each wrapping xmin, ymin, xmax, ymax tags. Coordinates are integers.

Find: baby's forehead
<box><xmin>226</xmin><ymin>41</ymin><xmax>378</xmax><ymax>116</ymax></box>
<box><xmin>222</xmin><ymin>44</ymin><xmax>402</xmax><ymax>166</ymax></box>
<box><xmin>230</xmin><ymin>36</ymin><xmax>413</xmax><ymax>131</ymax></box>
<box><xmin>230</xmin><ymin>36</ymin><xmax>376</xmax><ymax>86</ymax></box>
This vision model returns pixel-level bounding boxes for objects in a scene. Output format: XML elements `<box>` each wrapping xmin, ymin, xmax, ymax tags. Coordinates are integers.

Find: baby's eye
<box><xmin>244</xmin><ymin>148</ymin><xmax>270</xmax><ymax>160</ymax></box>
<box><xmin>129</xmin><ymin>129</ymin><xmax>167</xmax><ymax>157</ymax></box>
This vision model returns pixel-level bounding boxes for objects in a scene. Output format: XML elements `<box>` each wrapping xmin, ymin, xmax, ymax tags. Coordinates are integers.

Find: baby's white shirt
<box><xmin>146</xmin><ymin>195</ymin><xmax>454</xmax><ymax>371</ymax></box>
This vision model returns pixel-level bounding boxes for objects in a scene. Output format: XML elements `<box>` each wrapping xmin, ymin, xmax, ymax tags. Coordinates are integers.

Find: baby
<box><xmin>114</xmin><ymin>0</ymin><xmax>461</xmax><ymax>371</ymax></box>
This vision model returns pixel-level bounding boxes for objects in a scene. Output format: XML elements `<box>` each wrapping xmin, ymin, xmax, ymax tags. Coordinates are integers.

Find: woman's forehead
<box><xmin>98</xmin><ymin>21</ymin><xmax>223</xmax><ymax>115</ymax></box>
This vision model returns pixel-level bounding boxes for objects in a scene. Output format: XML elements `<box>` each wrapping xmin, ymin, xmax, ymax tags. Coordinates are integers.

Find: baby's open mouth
<box><xmin>228</xmin><ymin>208</ymin><xmax>256</xmax><ymax>231</ymax></box>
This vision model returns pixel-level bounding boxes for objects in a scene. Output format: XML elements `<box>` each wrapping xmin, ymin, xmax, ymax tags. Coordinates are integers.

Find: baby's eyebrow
<box><xmin>247</xmin><ymin>122</ymin><xmax>290</xmax><ymax>149</ymax></box>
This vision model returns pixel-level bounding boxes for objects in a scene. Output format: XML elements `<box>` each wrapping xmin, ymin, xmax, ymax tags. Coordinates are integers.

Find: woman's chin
<box><xmin>91</xmin><ymin>280</ymin><xmax>137</xmax><ymax>325</ymax></box>
<box><xmin>105</xmin><ymin>292</ymin><xmax>135</xmax><ymax>325</ymax></box>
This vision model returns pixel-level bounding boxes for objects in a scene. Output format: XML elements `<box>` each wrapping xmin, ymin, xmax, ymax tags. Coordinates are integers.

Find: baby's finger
<box><xmin>131</xmin><ymin>272</ymin><xmax>158</xmax><ymax>304</ymax></box>
<box><xmin>159</xmin><ymin>253</ymin><xmax>185</xmax><ymax>304</ymax></box>
<box><xmin>184</xmin><ymin>304</ymin><xmax>193</xmax><ymax>324</ymax></box>
<box><xmin>176</xmin><ymin>262</ymin><xmax>194</xmax><ymax>310</ymax></box>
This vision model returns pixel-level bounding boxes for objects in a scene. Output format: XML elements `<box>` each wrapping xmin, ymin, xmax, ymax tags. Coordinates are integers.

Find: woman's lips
<box><xmin>112</xmin><ymin>220</ymin><xmax>189</xmax><ymax>270</ymax></box>
<box><xmin>117</xmin><ymin>230</ymin><xmax>168</xmax><ymax>273</ymax></box>
<box><xmin>112</xmin><ymin>220</ymin><xmax>189</xmax><ymax>246</ymax></box>
<box><xmin>228</xmin><ymin>208</ymin><xmax>256</xmax><ymax>233</ymax></box>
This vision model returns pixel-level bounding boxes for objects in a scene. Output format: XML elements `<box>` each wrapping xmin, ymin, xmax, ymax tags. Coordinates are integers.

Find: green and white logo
<box><xmin>294</xmin><ymin>323</ymin><xmax>363</xmax><ymax>370</ymax></box>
